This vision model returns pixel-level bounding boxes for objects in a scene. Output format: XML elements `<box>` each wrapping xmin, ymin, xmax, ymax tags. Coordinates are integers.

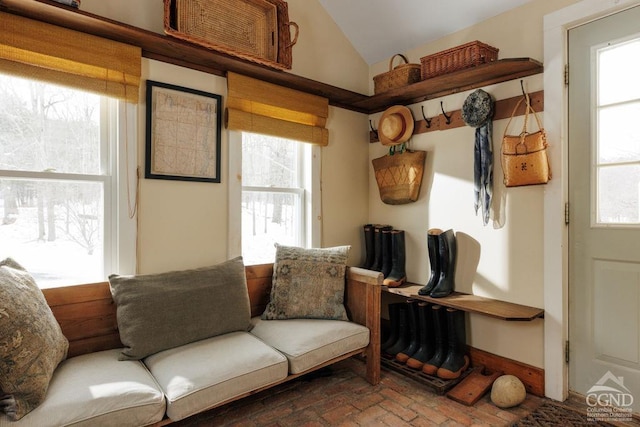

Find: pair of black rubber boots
<box><xmin>382</xmin><ymin>299</ymin><xmax>469</xmax><ymax>379</ymax></box>
<box><xmin>418</xmin><ymin>228</ymin><xmax>456</xmax><ymax>298</ymax></box>
<box><xmin>362</xmin><ymin>224</ymin><xmax>406</xmax><ymax>287</ymax></box>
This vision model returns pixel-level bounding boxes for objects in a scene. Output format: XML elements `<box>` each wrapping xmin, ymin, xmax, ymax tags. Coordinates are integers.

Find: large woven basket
<box><xmin>372</xmin><ymin>150</ymin><xmax>426</xmax><ymax>205</ymax></box>
<box><xmin>420</xmin><ymin>41</ymin><xmax>498</xmax><ymax>80</ymax></box>
<box><xmin>164</xmin><ymin>0</ymin><xmax>299</xmax><ymax>70</ymax></box>
<box><xmin>373</xmin><ymin>54</ymin><xmax>421</xmax><ymax>95</ymax></box>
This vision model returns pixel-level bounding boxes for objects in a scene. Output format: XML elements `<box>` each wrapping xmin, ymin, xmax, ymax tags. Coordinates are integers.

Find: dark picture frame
<box><xmin>145</xmin><ymin>80</ymin><xmax>222</xmax><ymax>183</ymax></box>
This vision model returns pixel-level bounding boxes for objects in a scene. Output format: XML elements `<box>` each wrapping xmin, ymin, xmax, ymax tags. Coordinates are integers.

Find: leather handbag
<box><xmin>501</xmin><ymin>93</ymin><xmax>551</xmax><ymax>187</ymax></box>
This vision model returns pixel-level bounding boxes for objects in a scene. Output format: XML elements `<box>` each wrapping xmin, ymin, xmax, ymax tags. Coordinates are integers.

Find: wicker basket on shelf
<box><xmin>373</xmin><ymin>54</ymin><xmax>421</xmax><ymax>95</ymax></box>
<box><xmin>420</xmin><ymin>41</ymin><xmax>498</xmax><ymax>80</ymax></box>
<box><xmin>164</xmin><ymin>0</ymin><xmax>299</xmax><ymax>70</ymax></box>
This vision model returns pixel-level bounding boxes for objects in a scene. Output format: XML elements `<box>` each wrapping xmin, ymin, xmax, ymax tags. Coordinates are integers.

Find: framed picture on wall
<box><xmin>145</xmin><ymin>80</ymin><xmax>222</xmax><ymax>183</ymax></box>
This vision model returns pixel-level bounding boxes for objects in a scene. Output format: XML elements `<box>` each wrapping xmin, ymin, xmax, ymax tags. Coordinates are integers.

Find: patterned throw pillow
<box><xmin>262</xmin><ymin>244</ymin><xmax>350</xmax><ymax>320</ymax></box>
<box><xmin>0</xmin><ymin>258</ymin><xmax>69</xmax><ymax>420</ymax></box>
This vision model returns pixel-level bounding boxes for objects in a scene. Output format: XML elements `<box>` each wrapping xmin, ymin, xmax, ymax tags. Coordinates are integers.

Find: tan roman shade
<box><xmin>0</xmin><ymin>12</ymin><xmax>141</xmax><ymax>103</ymax></box>
<box><xmin>226</xmin><ymin>72</ymin><xmax>329</xmax><ymax>146</ymax></box>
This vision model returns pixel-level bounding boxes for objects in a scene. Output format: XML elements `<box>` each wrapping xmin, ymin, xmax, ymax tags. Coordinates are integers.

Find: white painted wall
<box><xmin>369</xmin><ymin>0</ymin><xmax>579</xmax><ymax>370</ymax></box>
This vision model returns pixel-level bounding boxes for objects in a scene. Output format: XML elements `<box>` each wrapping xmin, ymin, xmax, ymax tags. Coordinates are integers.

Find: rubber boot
<box><xmin>383</xmin><ymin>230</ymin><xmax>406</xmax><ymax>287</ymax></box>
<box><xmin>437</xmin><ymin>308</ymin><xmax>470</xmax><ymax>379</ymax></box>
<box><xmin>396</xmin><ymin>299</ymin><xmax>419</xmax><ymax>363</ymax></box>
<box><xmin>418</xmin><ymin>229</ymin><xmax>443</xmax><ymax>295</ymax></box>
<box><xmin>371</xmin><ymin>225</ymin><xmax>392</xmax><ymax>272</ymax></box>
<box><xmin>430</xmin><ymin>229</ymin><xmax>456</xmax><ymax>298</ymax></box>
<box><xmin>381</xmin><ymin>302</ymin><xmax>401</xmax><ymax>351</ymax></box>
<box><xmin>384</xmin><ymin>303</ymin><xmax>410</xmax><ymax>356</ymax></box>
<box><xmin>406</xmin><ymin>302</ymin><xmax>435</xmax><ymax>370</ymax></box>
<box><xmin>381</xmin><ymin>228</ymin><xmax>393</xmax><ymax>279</ymax></box>
<box><xmin>422</xmin><ymin>305</ymin><xmax>448</xmax><ymax>375</ymax></box>
<box><xmin>362</xmin><ymin>224</ymin><xmax>375</xmax><ymax>269</ymax></box>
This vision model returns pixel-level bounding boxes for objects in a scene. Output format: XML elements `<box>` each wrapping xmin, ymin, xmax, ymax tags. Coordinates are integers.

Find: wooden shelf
<box><xmin>383</xmin><ymin>284</ymin><xmax>544</xmax><ymax>321</ymax></box>
<box><xmin>1</xmin><ymin>0</ymin><xmax>544</xmax><ymax>115</ymax></box>
<box><xmin>359</xmin><ymin>58</ymin><xmax>544</xmax><ymax>113</ymax></box>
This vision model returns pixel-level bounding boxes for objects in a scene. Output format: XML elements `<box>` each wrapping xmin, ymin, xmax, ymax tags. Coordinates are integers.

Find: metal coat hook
<box><xmin>520</xmin><ymin>79</ymin><xmax>527</xmax><ymax>98</ymax></box>
<box><xmin>420</xmin><ymin>105</ymin><xmax>432</xmax><ymax>128</ymax></box>
<box><xmin>440</xmin><ymin>101</ymin><xmax>452</xmax><ymax>125</ymax></box>
<box><xmin>369</xmin><ymin>120</ymin><xmax>378</xmax><ymax>139</ymax></box>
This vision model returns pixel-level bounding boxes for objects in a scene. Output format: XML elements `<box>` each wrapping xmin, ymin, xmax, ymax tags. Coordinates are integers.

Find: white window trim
<box><xmin>227</xmin><ymin>131</ymin><xmax>321</xmax><ymax>261</ymax></box>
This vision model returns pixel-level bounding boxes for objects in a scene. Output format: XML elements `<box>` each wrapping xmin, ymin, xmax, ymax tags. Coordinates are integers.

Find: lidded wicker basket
<box><xmin>420</xmin><ymin>41</ymin><xmax>498</xmax><ymax>80</ymax></box>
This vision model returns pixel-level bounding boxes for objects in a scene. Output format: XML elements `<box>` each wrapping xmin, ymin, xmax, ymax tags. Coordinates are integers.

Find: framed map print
<box><xmin>145</xmin><ymin>80</ymin><xmax>222</xmax><ymax>183</ymax></box>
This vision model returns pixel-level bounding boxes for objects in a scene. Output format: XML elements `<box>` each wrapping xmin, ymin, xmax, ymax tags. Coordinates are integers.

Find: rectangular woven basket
<box><xmin>420</xmin><ymin>41</ymin><xmax>498</xmax><ymax>80</ymax></box>
<box><xmin>372</xmin><ymin>150</ymin><xmax>426</xmax><ymax>205</ymax></box>
<box><xmin>164</xmin><ymin>0</ymin><xmax>298</xmax><ymax>70</ymax></box>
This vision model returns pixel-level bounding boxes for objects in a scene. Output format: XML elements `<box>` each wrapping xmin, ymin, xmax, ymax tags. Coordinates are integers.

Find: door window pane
<box><xmin>595</xmin><ymin>37</ymin><xmax>640</xmax><ymax>225</ymax></box>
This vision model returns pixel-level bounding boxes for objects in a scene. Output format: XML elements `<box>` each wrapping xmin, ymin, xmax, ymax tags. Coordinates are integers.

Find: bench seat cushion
<box><xmin>250</xmin><ymin>318</ymin><xmax>370</xmax><ymax>374</ymax></box>
<box><xmin>0</xmin><ymin>349</ymin><xmax>165</xmax><ymax>427</ymax></box>
<box><xmin>144</xmin><ymin>331</ymin><xmax>288</xmax><ymax>421</ymax></box>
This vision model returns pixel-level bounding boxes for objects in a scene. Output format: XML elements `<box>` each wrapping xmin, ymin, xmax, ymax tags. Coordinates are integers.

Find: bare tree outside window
<box><xmin>0</xmin><ymin>75</ymin><xmax>108</xmax><ymax>287</ymax></box>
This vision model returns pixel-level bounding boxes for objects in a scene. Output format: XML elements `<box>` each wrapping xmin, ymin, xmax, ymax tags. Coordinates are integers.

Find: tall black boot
<box><xmin>381</xmin><ymin>302</ymin><xmax>401</xmax><ymax>351</ymax></box>
<box><xmin>418</xmin><ymin>229</ymin><xmax>442</xmax><ymax>295</ymax></box>
<box><xmin>396</xmin><ymin>299</ymin><xmax>419</xmax><ymax>363</ymax></box>
<box><xmin>430</xmin><ymin>229</ymin><xmax>456</xmax><ymax>298</ymax></box>
<box><xmin>406</xmin><ymin>302</ymin><xmax>435</xmax><ymax>370</ymax></box>
<box><xmin>437</xmin><ymin>308</ymin><xmax>470</xmax><ymax>379</ymax></box>
<box><xmin>384</xmin><ymin>303</ymin><xmax>410</xmax><ymax>356</ymax></box>
<box><xmin>371</xmin><ymin>225</ymin><xmax>392</xmax><ymax>272</ymax></box>
<box><xmin>362</xmin><ymin>224</ymin><xmax>375</xmax><ymax>269</ymax></box>
<box><xmin>422</xmin><ymin>305</ymin><xmax>448</xmax><ymax>376</ymax></box>
<box><xmin>383</xmin><ymin>230</ymin><xmax>406</xmax><ymax>287</ymax></box>
<box><xmin>381</xmin><ymin>228</ymin><xmax>393</xmax><ymax>278</ymax></box>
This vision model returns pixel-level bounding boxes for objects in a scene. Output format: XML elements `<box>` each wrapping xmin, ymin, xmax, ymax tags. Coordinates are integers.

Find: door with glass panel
<box><xmin>568</xmin><ymin>5</ymin><xmax>640</xmax><ymax>413</ymax></box>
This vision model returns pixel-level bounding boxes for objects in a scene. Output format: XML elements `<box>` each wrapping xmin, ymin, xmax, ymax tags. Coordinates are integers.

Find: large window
<box><xmin>241</xmin><ymin>133</ymin><xmax>312</xmax><ymax>264</ymax></box>
<box><xmin>0</xmin><ymin>73</ymin><xmax>135</xmax><ymax>287</ymax></box>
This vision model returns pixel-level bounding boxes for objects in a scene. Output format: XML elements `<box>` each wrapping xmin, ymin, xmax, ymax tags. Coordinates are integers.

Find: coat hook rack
<box><xmin>369</xmin><ymin>120</ymin><xmax>378</xmax><ymax>139</ymax></box>
<box><xmin>421</xmin><ymin>105</ymin><xmax>432</xmax><ymax>128</ymax></box>
<box><xmin>440</xmin><ymin>101</ymin><xmax>452</xmax><ymax>125</ymax></box>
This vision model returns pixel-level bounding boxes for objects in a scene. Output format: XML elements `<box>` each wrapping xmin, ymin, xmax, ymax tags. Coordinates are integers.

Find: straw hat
<box><xmin>378</xmin><ymin>105</ymin><xmax>414</xmax><ymax>146</ymax></box>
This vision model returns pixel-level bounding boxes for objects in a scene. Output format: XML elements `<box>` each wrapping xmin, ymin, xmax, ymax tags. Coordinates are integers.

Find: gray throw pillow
<box><xmin>262</xmin><ymin>244</ymin><xmax>350</xmax><ymax>320</ymax></box>
<box><xmin>109</xmin><ymin>256</ymin><xmax>251</xmax><ymax>360</ymax></box>
<box><xmin>0</xmin><ymin>258</ymin><xmax>69</xmax><ymax>420</ymax></box>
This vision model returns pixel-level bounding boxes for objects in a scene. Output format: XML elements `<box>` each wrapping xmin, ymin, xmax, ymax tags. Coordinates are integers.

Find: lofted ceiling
<box><xmin>317</xmin><ymin>0</ymin><xmax>535</xmax><ymax>65</ymax></box>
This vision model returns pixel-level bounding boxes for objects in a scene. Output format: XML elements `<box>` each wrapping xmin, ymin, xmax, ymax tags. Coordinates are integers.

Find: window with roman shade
<box><xmin>0</xmin><ymin>11</ymin><xmax>141</xmax><ymax>102</ymax></box>
<box><xmin>226</xmin><ymin>72</ymin><xmax>329</xmax><ymax>146</ymax></box>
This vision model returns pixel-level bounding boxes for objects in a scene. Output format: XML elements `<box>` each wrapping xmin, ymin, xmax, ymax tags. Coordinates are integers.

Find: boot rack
<box><xmin>381</xmin><ymin>284</ymin><xmax>543</xmax><ymax>400</ymax></box>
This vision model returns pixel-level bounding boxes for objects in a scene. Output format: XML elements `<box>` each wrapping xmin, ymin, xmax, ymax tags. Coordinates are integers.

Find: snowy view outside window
<box><xmin>0</xmin><ymin>74</ymin><xmax>112</xmax><ymax>287</ymax></box>
<box><xmin>241</xmin><ymin>133</ymin><xmax>307</xmax><ymax>265</ymax></box>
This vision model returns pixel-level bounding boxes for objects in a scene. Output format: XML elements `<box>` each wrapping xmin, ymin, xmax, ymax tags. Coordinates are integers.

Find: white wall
<box><xmin>79</xmin><ymin>0</ymin><xmax>370</xmax><ymax>272</ymax></box>
<box><xmin>369</xmin><ymin>0</ymin><xmax>579</xmax><ymax>369</ymax></box>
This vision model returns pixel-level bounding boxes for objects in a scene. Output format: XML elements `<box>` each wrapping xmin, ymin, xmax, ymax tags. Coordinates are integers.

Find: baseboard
<box><xmin>468</xmin><ymin>346</ymin><xmax>545</xmax><ymax>397</ymax></box>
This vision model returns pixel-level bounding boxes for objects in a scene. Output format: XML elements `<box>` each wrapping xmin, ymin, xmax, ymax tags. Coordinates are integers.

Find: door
<box><xmin>569</xmin><ymin>6</ymin><xmax>640</xmax><ymax>417</ymax></box>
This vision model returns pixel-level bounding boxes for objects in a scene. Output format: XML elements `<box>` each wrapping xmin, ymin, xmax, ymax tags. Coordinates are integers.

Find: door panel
<box><xmin>568</xmin><ymin>5</ymin><xmax>640</xmax><ymax>415</ymax></box>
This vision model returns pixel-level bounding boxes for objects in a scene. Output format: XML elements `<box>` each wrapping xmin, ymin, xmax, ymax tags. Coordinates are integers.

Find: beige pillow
<box><xmin>0</xmin><ymin>258</ymin><xmax>69</xmax><ymax>420</ymax></box>
<box><xmin>109</xmin><ymin>256</ymin><xmax>251</xmax><ymax>360</ymax></box>
<box><xmin>262</xmin><ymin>244</ymin><xmax>350</xmax><ymax>320</ymax></box>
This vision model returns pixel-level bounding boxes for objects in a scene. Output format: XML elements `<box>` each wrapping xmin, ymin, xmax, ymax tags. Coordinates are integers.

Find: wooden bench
<box><xmin>41</xmin><ymin>264</ymin><xmax>382</xmax><ymax>424</ymax></box>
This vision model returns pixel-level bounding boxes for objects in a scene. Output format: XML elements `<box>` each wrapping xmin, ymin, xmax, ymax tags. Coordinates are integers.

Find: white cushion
<box><xmin>144</xmin><ymin>332</ymin><xmax>288</xmax><ymax>421</ymax></box>
<box><xmin>0</xmin><ymin>349</ymin><xmax>165</xmax><ymax>427</ymax></box>
<box><xmin>250</xmin><ymin>317</ymin><xmax>370</xmax><ymax>374</ymax></box>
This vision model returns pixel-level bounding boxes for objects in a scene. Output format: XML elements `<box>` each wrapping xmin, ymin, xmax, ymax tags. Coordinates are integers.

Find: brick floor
<box><xmin>171</xmin><ymin>358</ymin><xmax>554</xmax><ymax>426</ymax></box>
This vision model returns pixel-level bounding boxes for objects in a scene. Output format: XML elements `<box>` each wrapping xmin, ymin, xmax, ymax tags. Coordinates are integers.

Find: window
<box><xmin>0</xmin><ymin>73</ymin><xmax>136</xmax><ymax>287</ymax></box>
<box><xmin>594</xmin><ymin>37</ymin><xmax>640</xmax><ymax>225</ymax></box>
<box><xmin>241</xmin><ymin>133</ymin><xmax>313</xmax><ymax>265</ymax></box>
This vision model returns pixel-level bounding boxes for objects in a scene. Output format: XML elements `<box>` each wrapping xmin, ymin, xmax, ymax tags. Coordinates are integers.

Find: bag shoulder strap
<box><xmin>503</xmin><ymin>92</ymin><xmax>543</xmax><ymax>137</ymax></box>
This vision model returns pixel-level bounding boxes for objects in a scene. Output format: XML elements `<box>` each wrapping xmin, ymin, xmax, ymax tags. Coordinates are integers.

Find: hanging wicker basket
<box><xmin>372</xmin><ymin>150</ymin><xmax>426</xmax><ymax>205</ymax></box>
